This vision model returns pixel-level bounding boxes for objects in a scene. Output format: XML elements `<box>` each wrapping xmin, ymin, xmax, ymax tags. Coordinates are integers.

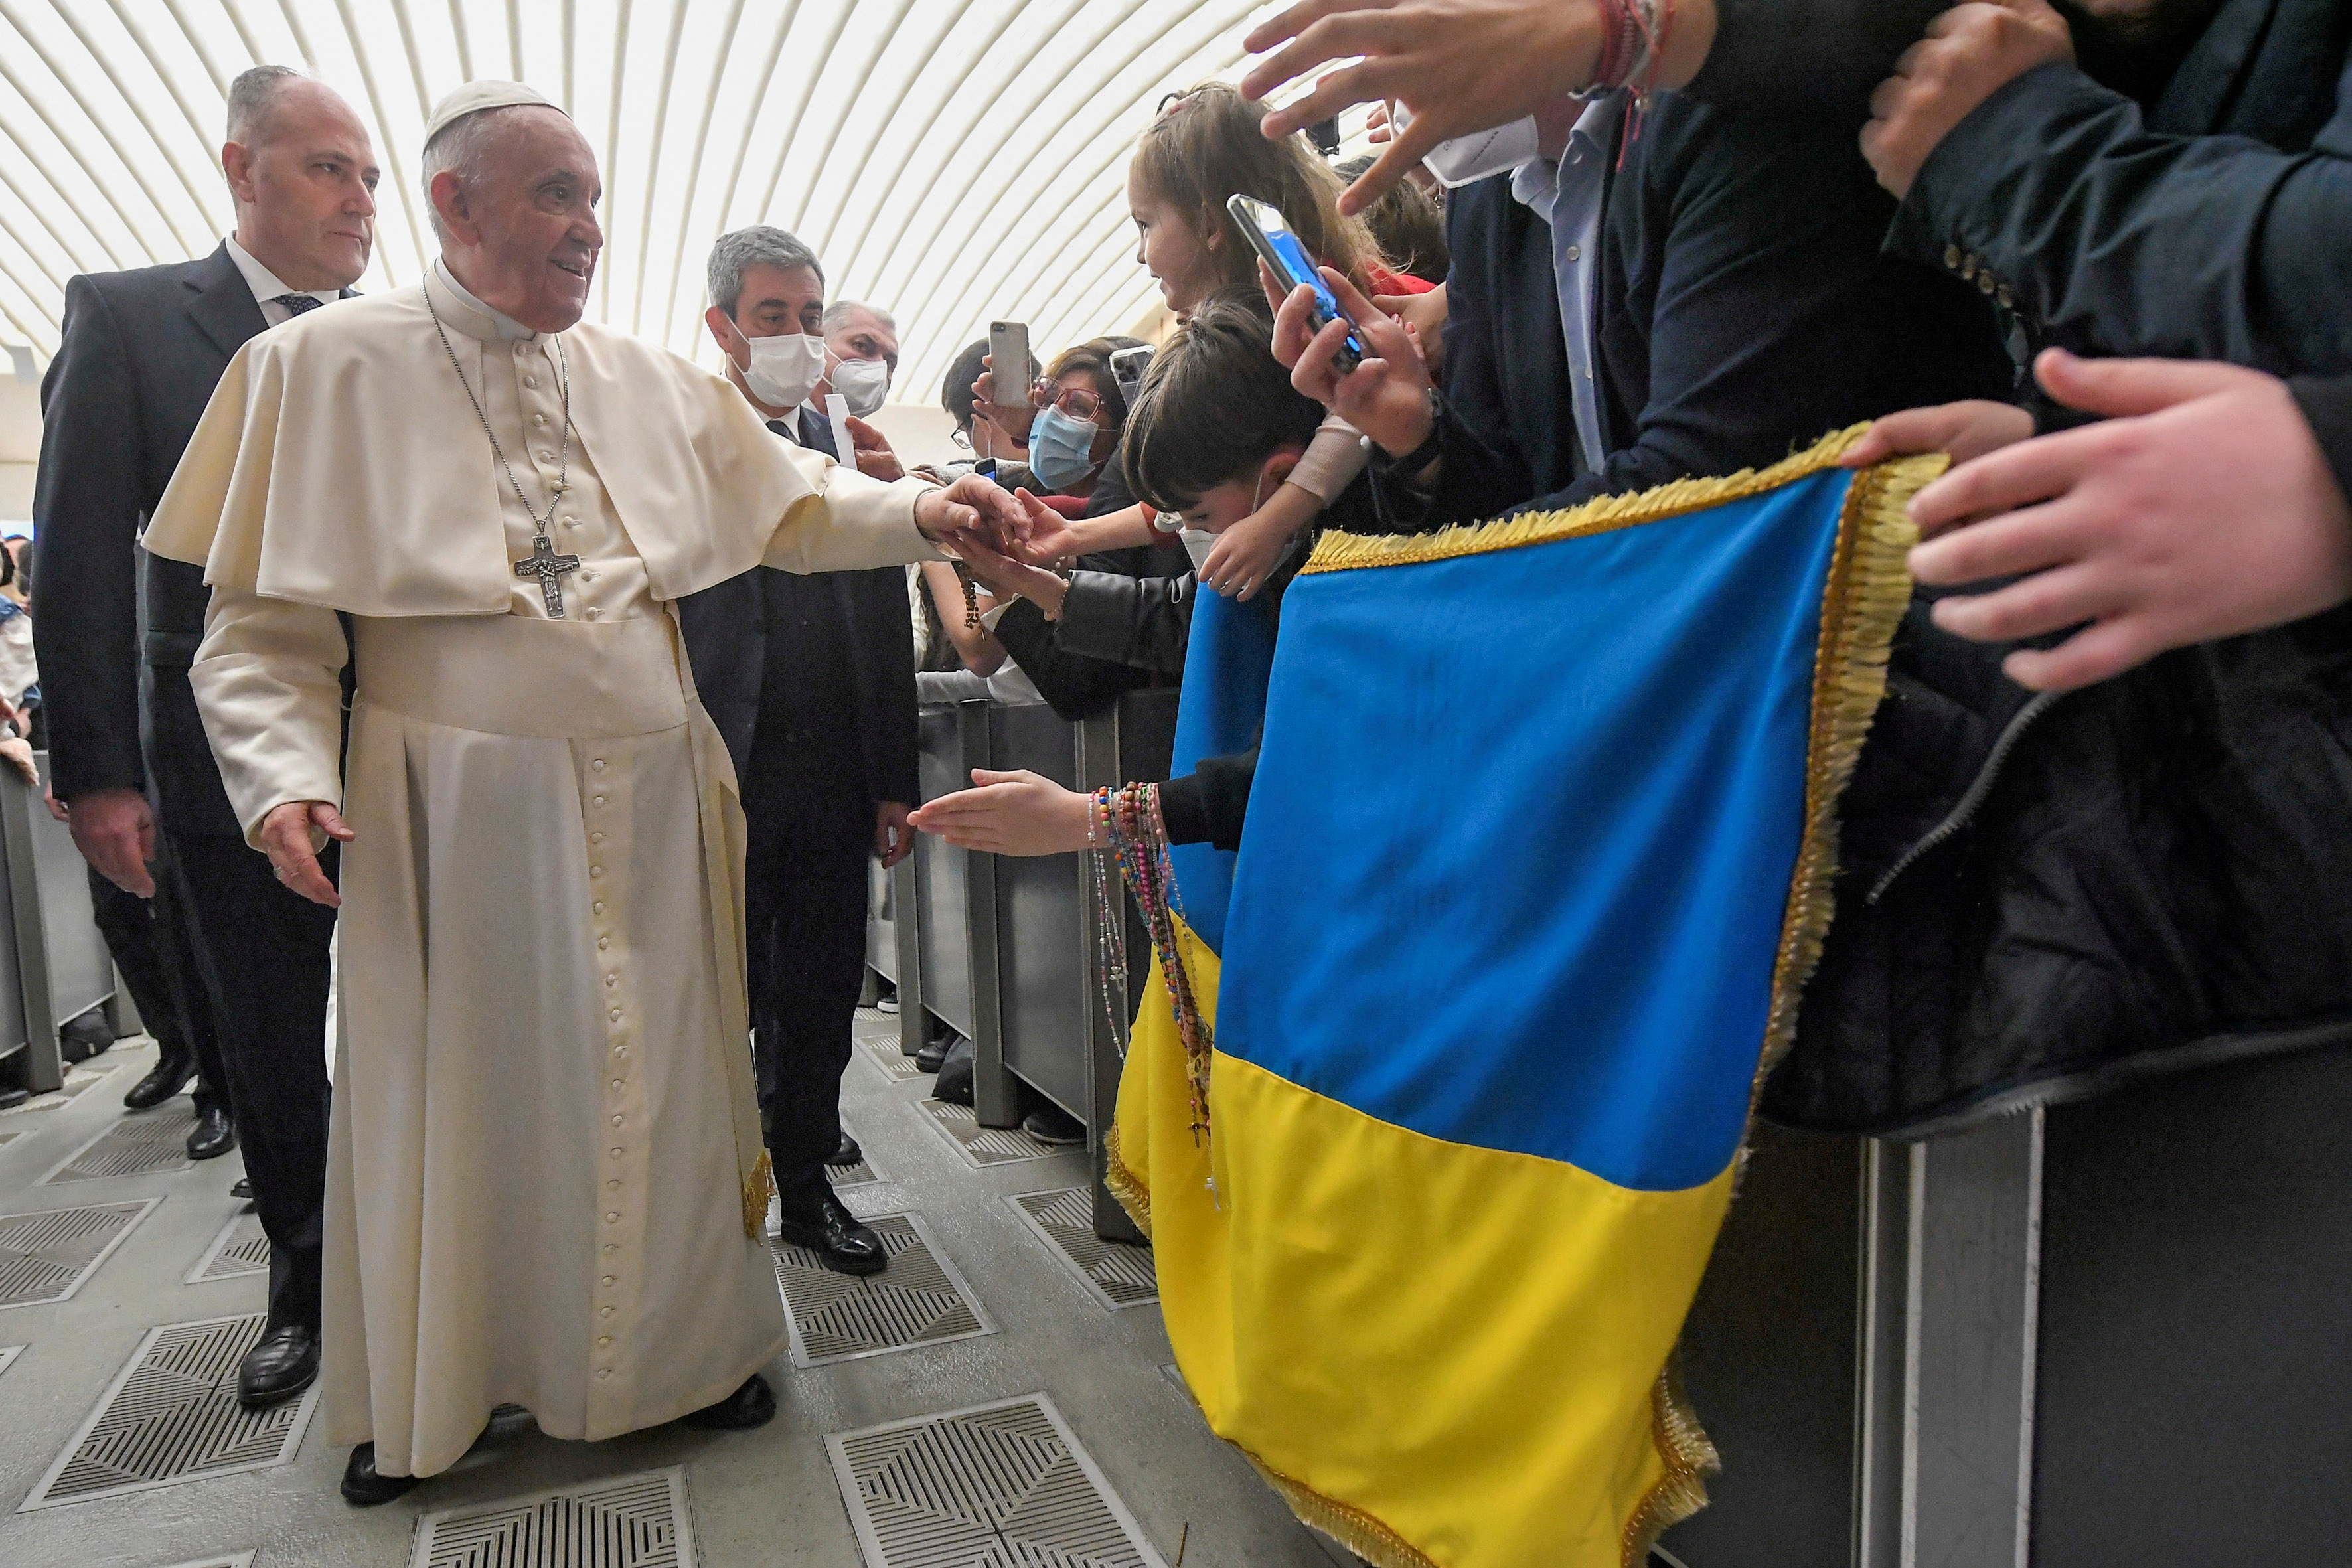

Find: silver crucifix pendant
<box><xmin>514</xmin><ymin>532</ymin><xmax>583</xmax><ymax>617</ymax></box>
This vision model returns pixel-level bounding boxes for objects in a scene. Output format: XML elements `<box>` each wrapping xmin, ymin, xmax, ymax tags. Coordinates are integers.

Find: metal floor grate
<box><xmin>185</xmin><ymin>1212</ymin><xmax>271</xmax><ymax>1283</ymax></box>
<box><xmin>0</xmin><ymin>1345</ymin><xmax>21</xmax><ymax>1379</ymax></box>
<box><xmin>857</xmin><ymin>1033</ymin><xmax>927</xmax><ymax>1084</ymax></box>
<box><xmin>408</xmin><ymin>1466</ymin><xmax>696</xmax><ymax>1568</ymax></box>
<box><xmin>41</xmin><ymin>1106</ymin><xmax>198</xmax><ymax>1184</ymax></box>
<box><xmin>773</xmin><ymin>1212</ymin><xmax>993</xmax><ymax>1366</ymax></box>
<box><xmin>1006</xmin><ymin>1188</ymin><xmax>1157</xmax><ymax>1310</ymax></box>
<box><xmin>0</xmin><ymin>1197</ymin><xmax>161</xmax><ymax>1310</ymax></box>
<box><xmin>1</xmin><ymin>1058</ymin><xmax>131</xmax><ymax>1117</ymax></box>
<box><xmin>917</xmin><ymin>1100</ymin><xmax>1069</xmax><ymax>1168</ymax></box>
<box><xmin>827</xmin><ymin>1394</ymin><xmax>1166</xmax><ymax>1568</ymax></box>
<box><xmin>20</xmin><ymin>1313</ymin><xmax>319</xmax><ymax>1509</ymax></box>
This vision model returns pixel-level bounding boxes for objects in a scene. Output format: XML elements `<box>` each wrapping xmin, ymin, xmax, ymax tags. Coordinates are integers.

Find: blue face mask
<box><xmin>1028</xmin><ymin>404</ymin><xmax>1103</xmax><ymax>495</ymax></box>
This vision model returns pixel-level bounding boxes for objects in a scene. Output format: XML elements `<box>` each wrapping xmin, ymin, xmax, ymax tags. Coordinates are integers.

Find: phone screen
<box><xmin>1261</xmin><ymin>224</ymin><xmax>1364</xmax><ymax>360</ymax></box>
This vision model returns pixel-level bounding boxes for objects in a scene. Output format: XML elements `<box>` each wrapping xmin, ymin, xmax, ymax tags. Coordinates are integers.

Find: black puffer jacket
<box><xmin>1768</xmin><ymin>600</ymin><xmax>2352</xmax><ymax>1138</ymax></box>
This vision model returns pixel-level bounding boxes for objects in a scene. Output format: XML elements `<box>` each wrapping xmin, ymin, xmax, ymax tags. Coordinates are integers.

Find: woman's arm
<box><xmin>919</xmin><ymin>561</ymin><xmax>1008</xmax><ymax>676</ymax></box>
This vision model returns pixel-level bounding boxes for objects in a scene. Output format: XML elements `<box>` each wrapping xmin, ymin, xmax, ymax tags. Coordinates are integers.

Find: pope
<box><xmin>142</xmin><ymin>82</ymin><xmax>1034</xmax><ymax>1506</ymax></box>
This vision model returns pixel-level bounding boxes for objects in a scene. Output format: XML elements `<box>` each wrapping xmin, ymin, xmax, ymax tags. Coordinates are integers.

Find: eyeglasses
<box><xmin>1032</xmin><ymin>379</ymin><xmax>1103</xmax><ymax>420</ymax></box>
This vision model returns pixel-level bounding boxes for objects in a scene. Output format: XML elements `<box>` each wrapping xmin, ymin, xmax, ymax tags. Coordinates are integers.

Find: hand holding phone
<box><xmin>1264</xmin><ymin>261</ymin><xmax>1437</xmax><ymax>461</ymax></box>
<box><xmin>1227</xmin><ymin>194</ymin><xmax>1362</xmax><ymax>375</ymax></box>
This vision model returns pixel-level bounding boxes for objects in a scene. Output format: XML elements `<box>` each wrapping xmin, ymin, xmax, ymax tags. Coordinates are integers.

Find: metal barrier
<box><xmin>0</xmin><ymin>755</ymin><xmax>117</xmax><ymax>1094</ymax></box>
<box><xmin>886</xmin><ymin>689</ymin><xmax>1177</xmax><ymax>1242</ymax></box>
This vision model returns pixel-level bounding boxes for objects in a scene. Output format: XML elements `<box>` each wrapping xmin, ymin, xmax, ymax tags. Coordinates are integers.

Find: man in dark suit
<box><xmin>31</xmin><ymin>65</ymin><xmax>374</xmax><ymax>1408</ymax></box>
<box><xmin>682</xmin><ymin>226</ymin><xmax>918</xmax><ymax>1277</ymax></box>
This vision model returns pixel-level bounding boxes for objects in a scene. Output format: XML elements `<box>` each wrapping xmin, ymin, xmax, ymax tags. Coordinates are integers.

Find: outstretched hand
<box><xmin>907</xmin><ymin>769</ymin><xmax>1095</xmax><ymax>858</ymax></box>
<box><xmin>1905</xmin><ymin>350</ymin><xmax>2352</xmax><ymax>692</ymax></box>
<box><xmin>260</xmin><ymin>799</ymin><xmax>354</xmax><ymax>908</ymax></box>
<box><xmin>917</xmin><ymin>473</ymin><xmax>1034</xmax><ymax>557</ymax></box>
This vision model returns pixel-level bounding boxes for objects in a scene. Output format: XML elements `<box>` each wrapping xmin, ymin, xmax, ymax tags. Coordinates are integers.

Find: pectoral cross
<box><xmin>514</xmin><ymin>532</ymin><xmax>582</xmax><ymax>618</ymax></box>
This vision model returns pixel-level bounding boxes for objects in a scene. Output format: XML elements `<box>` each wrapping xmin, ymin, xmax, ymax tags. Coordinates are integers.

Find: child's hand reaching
<box><xmin>908</xmin><ymin>769</ymin><xmax>1095</xmax><ymax>857</ymax></box>
<box><xmin>1200</xmin><ymin>481</ymin><xmax>1318</xmax><ymax>601</ymax></box>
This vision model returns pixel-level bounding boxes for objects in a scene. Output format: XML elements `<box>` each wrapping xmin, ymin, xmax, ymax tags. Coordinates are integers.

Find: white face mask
<box><xmin>734</xmin><ymin>328</ymin><xmax>826</xmax><ymax>410</ymax></box>
<box><xmin>1179</xmin><ymin>528</ymin><xmax>1217</xmax><ymax>572</ymax></box>
<box><xmin>830</xmin><ymin>355</ymin><xmax>891</xmax><ymax>418</ymax></box>
<box><xmin>1396</xmin><ymin>101</ymin><xmax>1542</xmax><ymax>188</ymax></box>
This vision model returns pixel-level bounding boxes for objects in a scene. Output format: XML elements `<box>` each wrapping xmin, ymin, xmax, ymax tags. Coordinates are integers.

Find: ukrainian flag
<box><xmin>1110</xmin><ymin>432</ymin><xmax>1938</xmax><ymax>1568</ymax></box>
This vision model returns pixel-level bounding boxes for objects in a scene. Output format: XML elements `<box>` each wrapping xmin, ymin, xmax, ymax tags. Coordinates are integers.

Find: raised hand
<box><xmin>1862</xmin><ymin>1</ymin><xmax>2074</xmax><ymax>199</ymax></box>
<box><xmin>1268</xmin><ymin>264</ymin><xmax>1433</xmax><ymax>457</ymax></box>
<box><xmin>844</xmin><ymin>415</ymin><xmax>905</xmax><ymax>481</ymax></box>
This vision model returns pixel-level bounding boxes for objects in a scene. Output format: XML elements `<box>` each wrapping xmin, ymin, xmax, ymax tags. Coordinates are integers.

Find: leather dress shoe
<box><xmin>237</xmin><ymin>1324</ymin><xmax>319</xmax><ymax>1408</ymax></box>
<box><xmin>682</xmin><ymin>1373</ymin><xmax>777</xmax><ymax>1431</ymax></box>
<box><xmin>340</xmin><ymin>1442</ymin><xmax>421</xmax><ymax>1506</ymax></box>
<box><xmin>826</xmin><ymin>1133</ymin><xmax>864</xmax><ymax>1167</ymax></box>
<box><xmin>1021</xmin><ymin>1103</ymin><xmax>1086</xmax><ymax>1146</ymax></box>
<box><xmin>185</xmin><ymin>1106</ymin><xmax>236</xmax><ymax>1160</ymax></box>
<box><xmin>914</xmin><ymin>1037</ymin><xmax>948</xmax><ymax>1073</ymax></box>
<box><xmin>230</xmin><ymin>1176</ymin><xmax>253</xmax><ymax>1201</ymax></box>
<box><xmin>775</xmin><ymin>1190</ymin><xmax>887</xmax><ymax>1276</ymax></box>
<box><xmin>123</xmin><ymin>1059</ymin><xmax>194</xmax><ymax>1111</ymax></box>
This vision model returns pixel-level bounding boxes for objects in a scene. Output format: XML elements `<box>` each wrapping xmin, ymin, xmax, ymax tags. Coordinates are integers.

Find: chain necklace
<box><xmin>424</xmin><ymin>283</ymin><xmax>575</xmax><ymax>534</ymax></box>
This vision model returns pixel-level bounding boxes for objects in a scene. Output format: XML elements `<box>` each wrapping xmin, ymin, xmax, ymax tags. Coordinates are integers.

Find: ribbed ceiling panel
<box><xmin>0</xmin><ymin>1</ymin><xmax>1375</xmax><ymax>405</ymax></box>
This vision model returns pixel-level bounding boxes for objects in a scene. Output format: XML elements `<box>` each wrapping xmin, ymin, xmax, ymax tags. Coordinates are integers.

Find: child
<box><xmin>911</xmin><ymin>288</ymin><xmax>1380</xmax><ymax>860</ymax></box>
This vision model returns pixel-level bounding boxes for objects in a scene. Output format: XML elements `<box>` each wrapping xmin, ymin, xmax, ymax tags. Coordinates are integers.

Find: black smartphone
<box><xmin>1109</xmin><ymin>343</ymin><xmax>1154</xmax><ymax>405</ymax></box>
<box><xmin>1226</xmin><ymin>193</ymin><xmax>1362</xmax><ymax>375</ymax></box>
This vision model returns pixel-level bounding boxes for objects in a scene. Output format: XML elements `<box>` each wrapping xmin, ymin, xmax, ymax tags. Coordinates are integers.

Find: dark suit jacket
<box><xmin>1891</xmin><ymin>0</ymin><xmax>2352</xmax><ymax>375</ymax></box>
<box><xmin>675</xmin><ymin>409</ymin><xmax>919</xmax><ymax>805</ymax></box>
<box><xmin>1439</xmin><ymin>173</ymin><xmax>1583</xmax><ymax>505</ymax></box>
<box><xmin>1387</xmin><ymin>93</ymin><xmax>2011</xmax><ymax>529</ymax></box>
<box><xmin>32</xmin><ymin>244</ymin><xmax>350</xmax><ymax>838</ymax></box>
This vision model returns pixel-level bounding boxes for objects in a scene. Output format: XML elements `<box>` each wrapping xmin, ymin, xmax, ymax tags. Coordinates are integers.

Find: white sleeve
<box><xmin>759</xmin><ymin>442</ymin><xmax>945</xmax><ymax>574</ymax></box>
<box><xmin>1283</xmin><ymin>416</ymin><xmax>1371</xmax><ymax>503</ymax></box>
<box><xmin>189</xmin><ymin>590</ymin><xmax>349</xmax><ymax>847</ymax></box>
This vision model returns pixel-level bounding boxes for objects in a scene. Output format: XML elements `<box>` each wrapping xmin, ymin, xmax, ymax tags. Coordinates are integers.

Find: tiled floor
<box><xmin>0</xmin><ymin>1022</ymin><xmax>1354</xmax><ymax>1567</ymax></box>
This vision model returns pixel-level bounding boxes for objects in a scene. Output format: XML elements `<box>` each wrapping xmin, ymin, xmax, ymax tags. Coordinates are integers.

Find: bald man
<box><xmin>33</xmin><ymin>63</ymin><xmax>378</xmax><ymax>1413</ymax></box>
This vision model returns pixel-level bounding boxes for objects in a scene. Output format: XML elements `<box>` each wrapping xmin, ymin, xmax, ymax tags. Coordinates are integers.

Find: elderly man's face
<box><xmin>436</xmin><ymin>108</ymin><xmax>603</xmax><ymax>332</ymax></box>
<box><xmin>826</xmin><ymin>307</ymin><xmax>899</xmax><ymax>376</ymax></box>
<box><xmin>223</xmin><ymin>80</ymin><xmax>379</xmax><ymax>291</ymax></box>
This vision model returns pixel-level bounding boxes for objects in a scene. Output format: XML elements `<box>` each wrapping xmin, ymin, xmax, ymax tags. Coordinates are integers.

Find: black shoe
<box><xmin>775</xmin><ymin>1190</ymin><xmax>888</xmax><ymax>1276</ymax></box>
<box><xmin>230</xmin><ymin>1176</ymin><xmax>253</xmax><ymax>1201</ymax></box>
<box><xmin>340</xmin><ymin>1442</ymin><xmax>420</xmax><ymax>1506</ymax></box>
<box><xmin>682</xmin><ymin>1373</ymin><xmax>777</xmax><ymax>1431</ymax></box>
<box><xmin>1021</xmin><ymin>1103</ymin><xmax>1086</xmax><ymax>1146</ymax></box>
<box><xmin>123</xmin><ymin>1059</ymin><xmax>195</xmax><ymax>1110</ymax></box>
<box><xmin>915</xmin><ymin>1036</ymin><xmax>949</xmax><ymax>1073</ymax></box>
<box><xmin>826</xmin><ymin>1134</ymin><xmax>864</xmax><ymax>1168</ymax></box>
<box><xmin>237</xmin><ymin>1324</ymin><xmax>319</xmax><ymax>1408</ymax></box>
<box><xmin>186</xmin><ymin>1105</ymin><xmax>236</xmax><ymax>1160</ymax></box>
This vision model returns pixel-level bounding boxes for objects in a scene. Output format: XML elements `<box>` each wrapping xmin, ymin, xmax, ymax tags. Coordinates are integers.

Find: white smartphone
<box><xmin>988</xmin><ymin>321</ymin><xmax>1030</xmax><ymax>402</ymax></box>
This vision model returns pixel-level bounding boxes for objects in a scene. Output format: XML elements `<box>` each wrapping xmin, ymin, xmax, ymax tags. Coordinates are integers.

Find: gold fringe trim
<box><xmin>1237</xmin><ymin>1444</ymin><xmax>1443</xmax><ymax>1568</ymax></box>
<box><xmin>740</xmin><ymin>1150</ymin><xmax>775</xmax><ymax>1241</ymax></box>
<box><xmin>1101</xmin><ymin>1125</ymin><xmax>1155</xmax><ymax>1242</ymax></box>
<box><xmin>1302</xmin><ymin>424</ymin><xmax>1883</xmax><ymax>576</ymax></box>
<box><xmin>1624</xmin><ymin>1356</ymin><xmax>1725</xmax><ymax>1565</ymax></box>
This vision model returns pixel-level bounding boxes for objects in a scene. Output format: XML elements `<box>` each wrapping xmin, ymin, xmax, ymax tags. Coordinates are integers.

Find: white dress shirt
<box><xmin>223</xmin><ymin>235</ymin><xmax>341</xmax><ymax>326</ymax></box>
<box><xmin>1509</xmin><ymin>93</ymin><xmax>1624</xmax><ymax>477</ymax></box>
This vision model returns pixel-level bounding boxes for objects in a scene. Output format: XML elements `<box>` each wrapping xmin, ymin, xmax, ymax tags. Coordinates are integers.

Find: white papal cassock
<box><xmin>143</xmin><ymin>263</ymin><xmax>940</xmax><ymax>1478</ymax></box>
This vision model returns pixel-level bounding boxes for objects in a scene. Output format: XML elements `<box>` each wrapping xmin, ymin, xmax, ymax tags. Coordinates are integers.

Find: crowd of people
<box><xmin>21</xmin><ymin>0</ymin><xmax>2351</xmax><ymax>1547</ymax></box>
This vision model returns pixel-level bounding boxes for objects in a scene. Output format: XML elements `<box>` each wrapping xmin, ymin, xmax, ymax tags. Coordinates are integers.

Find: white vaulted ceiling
<box><xmin>0</xmin><ymin>0</ymin><xmax>1375</xmax><ymax>410</ymax></box>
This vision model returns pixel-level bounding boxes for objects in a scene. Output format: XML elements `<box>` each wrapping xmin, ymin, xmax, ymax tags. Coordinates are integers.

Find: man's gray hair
<box><xmin>420</xmin><ymin>106</ymin><xmax>524</xmax><ymax>244</ymax></box>
<box><xmin>821</xmin><ymin>299</ymin><xmax>895</xmax><ymax>336</ymax></box>
<box><xmin>706</xmin><ymin>227</ymin><xmax>824</xmax><ymax>321</ymax></box>
<box><xmin>226</xmin><ymin>64</ymin><xmax>303</xmax><ymax>145</ymax></box>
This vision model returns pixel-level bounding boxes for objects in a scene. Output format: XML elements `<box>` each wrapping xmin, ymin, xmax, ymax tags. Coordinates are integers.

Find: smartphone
<box><xmin>1109</xmin><ymin>343</ymin><xmax>1154</xmax><ymax>405</ymax></box>
<box><xmin>987</xmin><ymin>321</ymin><xmax>1030</xmax><ymax>404</ymax></box>
<box><xmin>1227</xmin><ymin>193</ymin><xmax>1362</xmax><ymax>374</ymax></box>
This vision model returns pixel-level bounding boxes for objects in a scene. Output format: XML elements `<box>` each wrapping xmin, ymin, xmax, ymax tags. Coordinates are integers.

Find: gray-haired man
<box><xmin>684</xmin><ymin>228</ymin><xmax>921</xmax><ymax>1280</ymax></box>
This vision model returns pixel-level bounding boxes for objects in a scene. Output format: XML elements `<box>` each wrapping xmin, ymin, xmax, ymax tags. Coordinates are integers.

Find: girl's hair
<box><xmin>1133</xmin><ymin>82</ymin><xmax>1388</xmax><ymax>296</ymax></box>
<box><xmin>1123</xmin><ymin>287</ymin><xmax>1326</xmax><ymax>514</ymax></box>
<box><xmin>1043</xmin><ymin>335</ymin><xmax>1146</xmax><ymax>428</ymax></box>
<box><xmin>1334</xmin><ymin>154</ymin><xmax>1450</xmax><ymax>284</ymax></box>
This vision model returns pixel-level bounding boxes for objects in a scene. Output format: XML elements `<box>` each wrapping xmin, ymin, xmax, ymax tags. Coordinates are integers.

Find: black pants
<box><xmin>743</xmin><ymin>751</ymin><xmax>874</xmax><ymax>1198</ymax></box>
<box><xmin>86</xmin><ymin>844</ymin><xmax>227</xmax><ymax>1117</ymax></box>
<box><xmin>168</xmin><ymin>831</ymin><xmax>336</xmax><ymax>1332</ymax></box>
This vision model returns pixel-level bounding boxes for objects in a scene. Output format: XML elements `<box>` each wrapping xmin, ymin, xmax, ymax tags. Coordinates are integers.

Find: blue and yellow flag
<box><xmin>1111</xmin><ymin>432</ymin><xmax>1938</xmax><ymax>1568</ymax></box>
